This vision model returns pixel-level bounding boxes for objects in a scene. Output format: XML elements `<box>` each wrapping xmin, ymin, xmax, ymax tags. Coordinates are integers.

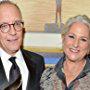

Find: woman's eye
<box><xmin>68</xmin><ymin>35</ymin><xmax>74</xmax><ymax>39</ymax></box>
<box><xmin>81</xmin><ymin>38</ymin><xmax>87</xmax><ymax>42</ymax></box>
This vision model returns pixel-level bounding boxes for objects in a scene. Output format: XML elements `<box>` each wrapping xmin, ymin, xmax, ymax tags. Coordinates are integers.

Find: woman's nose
<box><xmin>73</xmin><ymin>39</ymin><xmax>79</xmax><ymax>48</ymax></box>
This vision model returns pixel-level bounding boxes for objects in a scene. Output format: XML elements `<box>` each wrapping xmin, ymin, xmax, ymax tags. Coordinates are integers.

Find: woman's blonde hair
<box><xmin>61</xmin><ymin>15</ymin><xmax>90</xmax><ymax>36</ymax></box>
<box><xmin>62</xmin><ymin>15</ymin><xmax>90</xmax><ymax>55</ymax></box>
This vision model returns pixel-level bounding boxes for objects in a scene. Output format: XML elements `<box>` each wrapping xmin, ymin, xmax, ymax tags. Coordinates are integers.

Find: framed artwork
<box><xmin>11</xmin><ymin>0</ymin><xmax>90</xmax><ymax>66</ymax></box>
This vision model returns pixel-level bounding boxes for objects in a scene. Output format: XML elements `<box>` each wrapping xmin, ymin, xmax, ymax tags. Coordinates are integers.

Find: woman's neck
<box><xmin>63</xmin><ymin>59</ymin><xmax>86</xmax><ymax>86</ymax></box>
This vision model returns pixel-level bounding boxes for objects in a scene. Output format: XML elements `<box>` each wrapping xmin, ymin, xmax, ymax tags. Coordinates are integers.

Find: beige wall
<box><xmin>62</xmin><ymin>0</ymin><xmax>90</xmax><ymax>23</ymax></box>
<box><xmin>11</xmin><ymin>0</ymin><xmax>90</xmax><ymax>31</ymax></box>
<box><xmin>11</xmin><ymin>0</ymin><xmax>55</xmax><ymax>32</ymax></box>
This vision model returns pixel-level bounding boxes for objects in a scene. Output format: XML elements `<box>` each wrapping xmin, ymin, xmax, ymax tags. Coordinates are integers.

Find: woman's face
<box><xmin>63</xmin><ymin>22</ymin><xmax>90</xmax><ymax>62</ymax></box>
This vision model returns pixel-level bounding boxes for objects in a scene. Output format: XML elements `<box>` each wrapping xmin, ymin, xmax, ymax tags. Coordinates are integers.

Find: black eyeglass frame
<box><xmin>0</xmin><ymin>20</ymin><xmax>24</xmax><ymax>33</ymax></box>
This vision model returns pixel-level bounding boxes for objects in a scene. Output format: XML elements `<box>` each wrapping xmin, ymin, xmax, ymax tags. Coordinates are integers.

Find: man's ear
<box><xmin>23</xmin><ymin>28</ymin><xmax>25</xmax><ymax>34</ymax></box>
<box><xmin>61</xmin><ymin>34</ymin><xmax>65</xmax><ymax>44</ymax></box>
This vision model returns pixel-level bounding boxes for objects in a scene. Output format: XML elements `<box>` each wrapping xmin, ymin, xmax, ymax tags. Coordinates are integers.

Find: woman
<box><xmin>40</xmin><ymin>15</ymin><xmax>90</xmax><ymax>90</ymax></box>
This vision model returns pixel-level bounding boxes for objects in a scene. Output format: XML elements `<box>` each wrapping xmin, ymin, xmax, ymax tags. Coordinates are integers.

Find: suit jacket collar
<box><xmin>0</xmin><ymin>49</ymin><xmax>39</xmax><ymax>90</ymax></box>
<box><xmin>0</xmin><ymin>58</ymin><xmax>9</xmax><ymax>89</ymax></box>
<box><xmin>21</xmin><ymin>49</ymin><xmax>37</xmax><ymax>90</ymax></box>
<box><xmin>21</xmin><ymin>49</ymin><xmax>37</xmax><ymax>76</ymax></box>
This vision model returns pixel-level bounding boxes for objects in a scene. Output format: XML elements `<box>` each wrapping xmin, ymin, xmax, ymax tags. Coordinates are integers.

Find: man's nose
<box><xmin>9</xmin><ymin>25</ymin><xmax>16</xmax><ymax>35</ymax></box>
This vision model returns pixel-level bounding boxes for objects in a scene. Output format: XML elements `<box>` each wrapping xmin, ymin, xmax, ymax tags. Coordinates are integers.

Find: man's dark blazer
<box><xmin>88</xmin><ymin>54</ymin><xmax>90</xmax><ymax>59</ymax></box>
<box><xmin>0</xmin><ymin>49</ymin><xmax>45</xmax><ymax>90</ymax></box>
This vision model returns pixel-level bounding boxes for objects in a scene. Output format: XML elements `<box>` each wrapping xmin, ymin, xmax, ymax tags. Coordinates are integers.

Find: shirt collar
<box><xmin>54</xmin><ymin>53</ymin><xmax>65</xmax><ymax>72</ymax></box>
<box><xmin>0</xmin><ymin>48</ymin><xmax>22</xmax><ymax>59</ymax></box>
<box><xmin>0</xmin><ymin>48</ymin><xmax>23</xmax><ymax>65</ymax></box>
<box><xmin>54</xmin><ymin>53</ymin><xmax>90</xmax><ymax>79</ymax></box>
<box><xmin>15</xmin><ymin>49</ymin><xmax>23</xmax><ymax>60</ymax></box>
<box><xmin>0</xmin><ymin>48</ymin><xmax>11</xmax><ymax>60</ymax></box>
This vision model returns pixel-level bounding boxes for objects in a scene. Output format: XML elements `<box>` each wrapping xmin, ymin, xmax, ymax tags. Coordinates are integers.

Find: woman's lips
<box><xmin>70</xmin><ymin>47</ymin><xmax>79</xmax><ymax>53</ymax></box>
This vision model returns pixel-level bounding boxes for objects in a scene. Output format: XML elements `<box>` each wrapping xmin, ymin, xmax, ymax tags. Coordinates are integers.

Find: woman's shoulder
<box><xmin>40</xmin><ymin>66</ymin><xmax>63</xmax><ymax>90</ymax></box>
<box><xmin>40</xmin><ymin>67</ymin><xmax>55</xmax><ymax>89</ymax></box>
<box><xmin>41</xmin><ymin>67</ymin><xmax>54</xmax><ymax>81</ymax></box>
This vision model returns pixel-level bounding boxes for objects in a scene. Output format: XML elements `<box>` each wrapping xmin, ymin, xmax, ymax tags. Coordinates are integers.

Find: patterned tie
<box><xmin>7</xmin><ymin>57</ymin><xmax>22</xmax><ymax>90</ymax></box>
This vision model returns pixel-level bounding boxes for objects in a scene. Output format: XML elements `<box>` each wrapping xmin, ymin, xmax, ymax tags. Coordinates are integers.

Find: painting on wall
<box><xmin>12</xmin><ymin>0</ymin><xmax>63</xmax><ymax>32</ymax></box>
<box><xmin>11</xmin><ymin>0</ymin><xmax>90</xmax><ymax>66</ymax></box>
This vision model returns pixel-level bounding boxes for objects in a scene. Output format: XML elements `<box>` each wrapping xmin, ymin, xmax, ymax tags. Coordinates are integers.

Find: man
<box><xmin>0</xmin><ymin>1</ymin><xmax>45</xmax><ymax>90</ymax></box>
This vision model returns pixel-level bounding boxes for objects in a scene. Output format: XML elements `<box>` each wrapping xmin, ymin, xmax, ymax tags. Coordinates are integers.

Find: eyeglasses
<box><xmin>0</xmin><ymin>20</ymin><xmax>24</xmax><ymax>33</ymax></box>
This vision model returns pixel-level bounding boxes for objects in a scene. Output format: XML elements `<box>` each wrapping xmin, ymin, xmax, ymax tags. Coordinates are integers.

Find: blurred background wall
<box><xmin>11</xmin><ymin>0</ymin><xmax>90</xmax><ymax>32</ymax></box>
<box><xmin>10</xmin><ymin>0</ymin><xmax>90</xmax><ymax>66</ymax></box>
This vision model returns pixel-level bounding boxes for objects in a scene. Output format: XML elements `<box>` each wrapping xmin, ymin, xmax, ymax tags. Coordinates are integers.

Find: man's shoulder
<box><xmin>21</xmin><ymin>49</ymin><xmax>44</xmax><ymax>63</ymax></box>
<box><xmin>21</xmin><ymin>49</ymin><xmax>43</xmax><ymax>58</ymax></box>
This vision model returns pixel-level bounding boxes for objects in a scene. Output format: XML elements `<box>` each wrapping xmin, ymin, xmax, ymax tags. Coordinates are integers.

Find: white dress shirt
<box><xmin>0</xmin><ymin>48</ymin><xmax>29</xmax><ymax>90</ymax></box>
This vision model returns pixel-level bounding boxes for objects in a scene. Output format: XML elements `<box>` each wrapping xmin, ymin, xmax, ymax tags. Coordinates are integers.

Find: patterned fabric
<box><xmin>40</xmin><ymin>54</ymin><xmax>90</xmax><ymax>90</ymax></box>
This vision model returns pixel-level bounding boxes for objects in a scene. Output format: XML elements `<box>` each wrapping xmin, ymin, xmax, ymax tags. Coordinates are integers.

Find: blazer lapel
<box><xmin>21</xmin><ymin>49</ymin><xmax>37</xmax><ymax>90</ymax></box>
<box><xmin>0</xmin><ymin>58</ymin><xmax>9</xmax><ymax>89</ymax></box>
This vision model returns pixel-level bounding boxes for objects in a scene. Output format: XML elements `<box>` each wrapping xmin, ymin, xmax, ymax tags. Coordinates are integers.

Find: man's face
<box><xmin>0</xmin><ymin>4</ymin><xmax>23</xmax><ymax>55</ymax></box>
